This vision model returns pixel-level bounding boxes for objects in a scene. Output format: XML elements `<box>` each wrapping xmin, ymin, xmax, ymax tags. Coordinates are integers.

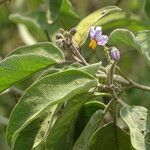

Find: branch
<box><xmin>96</xmin><ymin>73</ymin><xmax>150</xmax><ymax>92</ymax></box>
<box><xmin>71</xmin><ymin>44</ymin><xmax>88</xmax><ymax>66</ymax></box>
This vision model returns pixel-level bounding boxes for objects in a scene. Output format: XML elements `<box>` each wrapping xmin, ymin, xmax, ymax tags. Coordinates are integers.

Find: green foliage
<box><xmin>145</xmin><ymin>0</ymin><xmax>150</xmax><ymax>20</ymax></box>
<box><xmin>7</xmin><ymin>69</ymin><xmax>96</xmax><ymax>147</ymax></box>
<box><xmin>48</xmin><ymin>0</ymin><xmax>79</xmax><ymax>26</ymax></box>
<box><xmin>89</xmin><ymin>123</ymin><xmax>134</xmax><ymax>150</ymax></box>
<box><xmin>0</xmin><ymin>1</ymin><xmax>150</xmax><ymax>150</ymax></box>
<box><xmin>73</xmin><ymin>110</ymin><xmax>104</xmax><ymax>150</ymax></box>
<box><xmin>0</xmin><ymin>42</ymin><xmax>64</xmax><ymax>93</ymax></box>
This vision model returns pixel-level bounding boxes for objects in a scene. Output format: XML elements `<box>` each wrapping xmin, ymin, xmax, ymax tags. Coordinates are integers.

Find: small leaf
<box><xmin>89</xmin><ymin>123</ymin><xmax>134</xmax><ymax>150</ymax></box>
<box><xmin>0</xmin><ymin>42</ymin><xmax>64</xmax><ymax>93</ymax></box>
<box><xmin>73</xmin><ymin>6</ymin><xmax>121</xmax><ymax>47</ymax></box>
<box><xmin>120</xmin><ymin>105</ymin><xmax>150</xmax><ymax>150</ymax></box>
<box><xmin>7</xmin><ymin>69</ymin><xmax>96</xmax><ymax>147</ymax></box>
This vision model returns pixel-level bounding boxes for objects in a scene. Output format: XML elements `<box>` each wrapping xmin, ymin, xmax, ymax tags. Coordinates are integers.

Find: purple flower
<box><xmin>110</xmin><ymin>47</ymin><xmax>120</xmax><ymax>61</ymax></box>
<box><xmin>89</xmin><ymin>26</ymin><xmax>108</xmax><ymax>49</ymax></box>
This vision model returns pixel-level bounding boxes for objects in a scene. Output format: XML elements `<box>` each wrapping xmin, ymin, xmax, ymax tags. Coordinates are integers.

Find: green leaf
<box><xmin>7</xmin><ymin>69</ymin><xmax>96</xmax><ymax>147</ymax></box>
<box><xmin>46</xmin><ymin>93</ymin><xmax>93</xmax><ymax>150</ymax></box>
<box><xmin>12</xmin><ymin>105</ymin><xmax>57</xmax><ymax>149</ymax></box>
<box><xmin>108</xmin><ymin>29</ymin><xmax>150</xmax><ymax>64</ymax></box>
<box><xmin>72</xmin><ymin>6</ymin><xmax>121</xmax><ymax>47</ymax></box>
<box><xmin>108</xmin><ymin>28</ymin><xmax>137</xmax><ymax>48</ymax></box>
<box><xmin>0</xmin><ymin>42</ymin><xmax>64</xmax><ymax>93</ymax></box>
<box><xmin>9</xmin><ymin>11</ymin><xmax>48</xmax><ymax>41</ymax></box>
<box><xmin>95</xmin><ymin>11</ymin><xmax>150</xmax><ymax>31</ymax></box>
<box><xmin>120</xmin><ymin>105</ymin><xmax>150</xmax><ymax>150</ymax></box>
<box><xmin>89</xmin><ymin>123</ymin><xmax>134</xmax><ymax>150</ymax></box>
<box><xmin>48</xmin><ymin>0</ymin><xmax>79</xmax><ymax>24</ymax></box>
<box><xmin>135</xmin><ymin>30</ymin><xmax>150</xmax><ymax>64</ymax></box>
<box><xmin>80</xmin><ymin>62</ymin><xmax>102</xmax><ymax>76</ymax></box>
<box><xmin>73</xmin><ymin>110</ymin><xmax>104</xmax><ymax>150</ymax></box>
<box><xmin>48</xmin><ymin>0</ymin><xmax>79</xmax><ymax>29</ymax></box>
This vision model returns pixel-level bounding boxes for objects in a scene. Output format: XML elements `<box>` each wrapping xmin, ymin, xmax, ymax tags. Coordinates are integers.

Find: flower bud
<box><xmin>70</xmin><ymin>28</ymin><xmax>76</xmax><ymax>35</ymax></box>
<box><xmin>56</xmin><ymin>33</ymin><xmax>63</xmax><ymax>39</ymax></box>
<box><xmin>110</xmin><ymin>47</ymin><xmax>120</xmax><ymax>61</ymax></box>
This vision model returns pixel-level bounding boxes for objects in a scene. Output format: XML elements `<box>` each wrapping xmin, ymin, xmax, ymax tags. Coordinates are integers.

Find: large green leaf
<box><xmin>45</xmin><ymin>93</ymin><xmax>93</xmax><ymax>150</ymax></box>
<box><xmin>73</xmin><ymin>110</ymin><xmax>103</xmax><ymax>150</ymax></box>
<box><xmin>72</xmin><ymin>6</ymin><xmax>121</xmax><ymax>47</ymax></box>
<box><xmin>108</xmin><ymin>29</ymin><xmax>150</xmax><ymax>64</ymax></box>
<box><xmin>0</xmin><ymin>42</ymin><xmax>64</xmax><ymax>93</ymax></box>
<box><xmin>7</xmin><ymin>69</ymin><xmax>97</xmax><ymax>147</ymax></box>
<box><xmin>120</xmin><ymin>105</ymin><xmax>150</xmax><ymax>150</ymax></box>
<box><xmin>89</xmin><ymin>123</ymin><xmax>133</xmax><ymax>150</ymax></box>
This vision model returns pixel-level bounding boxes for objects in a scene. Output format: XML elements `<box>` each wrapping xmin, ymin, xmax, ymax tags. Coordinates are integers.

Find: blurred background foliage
<box><xmin>0</xmin><ymin>0</ymin><xmax>149</xmax><ymax>149</ymax></box>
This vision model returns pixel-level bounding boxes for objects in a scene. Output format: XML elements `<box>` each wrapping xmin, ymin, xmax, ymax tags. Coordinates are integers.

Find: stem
<box><xmin>103</xmin><ymin>99</ymin><xmax>114</xmax><ymax>115</ymax></box>
<box><xmin>96</xmin><ymin>73</ymin><xmax>150</xmax><ymax>92</ymax></box>
<box><xmin>45</xmin><ymin>30</ymin><xmax>51</xmax><ymax>42</ymax></box>
<box><xmin>71</xmin><ymin>44</ymin><xmax>88</xmax><ymax>66</ymax></box>
<box><xmin>94</xmin><ymin>92</ymin><xmax>112</xmax><ymax>97</ymax></box>
<box><xmin>104</xmin><ymin>46</ymin><xmax>112</xmax><ymax>64</ymax></box>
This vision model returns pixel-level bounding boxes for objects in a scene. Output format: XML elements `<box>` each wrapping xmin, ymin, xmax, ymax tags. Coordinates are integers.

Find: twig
<box><xmin>96</xmin><ymin>73</ymin><xmax>150</xmax><ymax>92</ymax></box>
<box><xmin>71</xmin><ymin>43</ymin><xmax>88</xmax><ymax>66</ymax></box>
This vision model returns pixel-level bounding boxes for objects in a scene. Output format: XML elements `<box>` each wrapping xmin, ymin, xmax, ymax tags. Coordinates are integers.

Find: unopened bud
<box><xmin>110</xmin><ymin>47</ymin><xmax>120</xmax><ymax>61</ymax></box>
<box><xmin>70</xmin><ymin>28</ymin><xmax>76</xmax><ymax>35</ymax></box>
<box><xmin>59</xmin><ymin>28</ymin><xmax>65</xmax><ymax>34</ymax></box>
<box><xmin>56</xmin><ymin>33</ymin><xmax>63</xmax><ymax>39</ymax></box>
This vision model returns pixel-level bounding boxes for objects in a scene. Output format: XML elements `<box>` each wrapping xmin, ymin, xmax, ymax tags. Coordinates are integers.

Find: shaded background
<box><xmin>0</xmin><ymin>0</ymin><xmax>149</xmax><ymax>149</ymax></box>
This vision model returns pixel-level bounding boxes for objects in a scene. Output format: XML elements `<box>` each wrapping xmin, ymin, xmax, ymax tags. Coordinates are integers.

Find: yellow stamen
<box><xmin>89</xmin><ymin>39</ymin><xmax>97</xmax><ymax>49</ymax></box>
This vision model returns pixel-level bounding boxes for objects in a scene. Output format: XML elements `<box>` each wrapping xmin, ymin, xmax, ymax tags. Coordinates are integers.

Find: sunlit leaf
<box><xmin>73</xmin><ymin>6</ymin><xmax>121</xmax><ymax>47</ymax></box>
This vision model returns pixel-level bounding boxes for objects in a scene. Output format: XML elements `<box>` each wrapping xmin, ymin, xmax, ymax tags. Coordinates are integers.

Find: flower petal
<box><xmin>97</xmin><ymin>35</ymin><xmax>108</xmax><ymax>46</ymax></box>
<box><xmin>94</xmin><ymin>26</ymin><xmax>102</xmax><ymax>40</ymax></box>
<box><xmin>89</xmin><ymin>26</ymin><xmax>96</xmax><ymax>39</ymax></box>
